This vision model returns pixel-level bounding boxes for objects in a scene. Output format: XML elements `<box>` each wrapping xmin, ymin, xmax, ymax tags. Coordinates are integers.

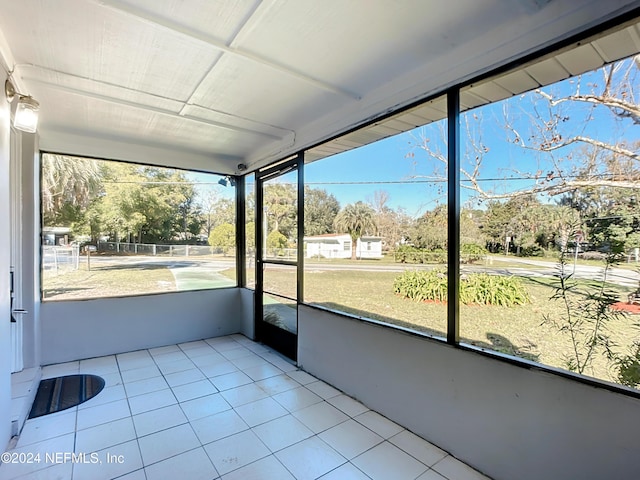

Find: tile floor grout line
<box><xmin>320</xmin><ymin>460</ymin><xmax>375</xmax><ymax>480</ymax></box>
<box><xmin>70</xmin><ymin>400</ymin><xmax>79</xmax><ymax>480</ymax></box>
<box><xmin>117</xmin><ymin>353</ymin><xmax>146</xmax><ymax>480</ymax></box>
<box><xmin>156</xmin><ymin>338</ymin><xmax>248</xmax><ymax>478</ymax></box>
<box><xmin>135</xmin><ymin>346</ymin><xmax>201</xmax><ymax>475</ymax></box>
<box><xmin>3</xmin><ymin>335</ymin><xmax>489</xmax><ymax>480</ymax></box>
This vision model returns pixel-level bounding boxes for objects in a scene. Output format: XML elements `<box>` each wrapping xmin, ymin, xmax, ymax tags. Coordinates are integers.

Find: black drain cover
<box><xmin>29</xmin><ymin>374</ymin><xmax>105</xmax><ymax>419</ymax></box>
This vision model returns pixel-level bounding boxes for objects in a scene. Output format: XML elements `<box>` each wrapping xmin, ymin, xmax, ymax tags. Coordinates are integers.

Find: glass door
<box><xmin>255</xmin><ymin>157</ymin><xmax>301</xmax><ymax>361</ymax></box>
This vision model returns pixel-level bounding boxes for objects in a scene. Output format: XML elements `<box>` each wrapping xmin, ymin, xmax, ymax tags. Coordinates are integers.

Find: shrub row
<box><xmin>393</xmin><ymin>269</ymin><xmax>529</xmax><ymax>307</ymax></box>
<box><xmin>394</xmin><ymin>244</ymin><xmax>487</xmax><ymax>264</ymax></box>
<box><xmin>394</xmin><ymin>246</ymin><xmax>447</xmax><ymax>264</ymax></box>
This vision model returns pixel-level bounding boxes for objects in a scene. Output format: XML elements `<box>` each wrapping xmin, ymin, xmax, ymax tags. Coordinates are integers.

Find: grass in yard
<box><xmin>46</xmin><ymin>255</ymin><xmax>640</xmax><ymax>388</ymax></box>
<box><xmin>301</xmin><ymin>269</ymin><xmax>640</xmax><ymax>387</ymax></box>
<box><xmin>43</xmin><ymin>263</ymin><xmax>176</xmax><ymax>300</ymax></box>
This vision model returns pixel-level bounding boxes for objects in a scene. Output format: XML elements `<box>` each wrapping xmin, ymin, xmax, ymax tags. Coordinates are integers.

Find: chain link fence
<box><xmin>97</xmin><ymin>241</ymin><xmax>216</xmax><ymax>257</ymax></box>
<box><xmin>42</xmin><ymin>245</ymin><xmax>80</xmax><ymax>275</ymax></box>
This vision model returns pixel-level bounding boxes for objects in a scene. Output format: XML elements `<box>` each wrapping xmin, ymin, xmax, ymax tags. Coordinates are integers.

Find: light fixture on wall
<box><xmin>5</xmin><ymin>79</ymin><xmax>40</xmax><ymax>133</ymax></box>
<box><xmin>218</xmin><ymin>176</ymin><xmax>236</xmax><ymax>187</ymax></box>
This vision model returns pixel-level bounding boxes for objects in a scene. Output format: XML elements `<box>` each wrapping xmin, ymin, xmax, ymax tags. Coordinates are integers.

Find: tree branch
<box><xmin>534</xmin><ymin>135</ymin><xmax>638</xmax><ymax>161</ymax></box>
<box><xmin>537</xmin><ymin>90</ymin><xmax>640</xmax><ymax>124</ymax></box>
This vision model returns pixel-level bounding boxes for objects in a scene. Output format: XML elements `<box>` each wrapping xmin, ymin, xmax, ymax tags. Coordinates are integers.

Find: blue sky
<box><xmin>191</xmin><ymin>56</ymin><xmax>638</xmax><ymax>219</ymax></box>
<box><xmin>305</xmin><ymin>133</ymin><xmax>441</xmax><ymax>217</ymax></box>
<box><xmin>305</xmin><ymin>58</ymin><xmax>637</xmax><ymax>216</ymax></box>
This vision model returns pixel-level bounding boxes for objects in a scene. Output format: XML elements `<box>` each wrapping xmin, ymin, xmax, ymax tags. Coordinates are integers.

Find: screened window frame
<box><xmin>246</xmin><ymin>10</ymin><xmax>640</xmax><ymax>400</ymax></box>
<box><xmin>39</xmin><ymin>151</ymin><xmax>241</xmax><ymax>302</ymax></box>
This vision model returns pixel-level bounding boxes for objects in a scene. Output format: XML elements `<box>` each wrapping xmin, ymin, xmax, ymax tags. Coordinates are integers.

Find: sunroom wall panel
<box><xmin>40</xmin><ymin>288</ymin><xmax>244</xmax><ymax>364</ymax></box>
<box><xmin>298</xmin><ymin>305</ymin><xmax>640</xmax><ymax>480</ymax></box>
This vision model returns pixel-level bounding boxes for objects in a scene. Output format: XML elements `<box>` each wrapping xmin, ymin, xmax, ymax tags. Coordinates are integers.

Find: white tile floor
<box><xmin>0</xmin><ymin>334</ymin><xmax>490</xmax><ymax>480</ymax></box>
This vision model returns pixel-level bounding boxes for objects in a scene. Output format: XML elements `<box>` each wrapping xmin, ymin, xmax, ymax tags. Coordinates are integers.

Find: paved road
<box><xmin>84</xmin><ymin>255</ymin><xmax>236</xmax><ymax>290</ymax></box>
<box><xmin>82</xmin><ymin>254</ymin><xmax>640</xmax><ymax>288</ymax></box>
<box><xmin>484</xmin><ymin>256</ymin><xmax>640</xmax><ymax>288</ymax></box>
<box><xmin>305</xmin><ymin>256</ymin><xmax>639</xmax><ymax>287</ymax></box>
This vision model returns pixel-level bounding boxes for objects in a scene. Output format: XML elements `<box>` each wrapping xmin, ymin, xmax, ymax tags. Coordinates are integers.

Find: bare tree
<box><xmin>409</xmin><ymin>56</ymin><xmax>640</xmax><ymax>202</ymax></box>
<box><xmin>367</xmin><ymin>190</ymin><xmax>413</xmax><ymax>250</ymax></box>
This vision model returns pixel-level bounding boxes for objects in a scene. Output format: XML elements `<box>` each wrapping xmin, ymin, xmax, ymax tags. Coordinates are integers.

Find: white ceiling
<box><xmin>308</xmin><ymin>17</ymin><xmax>640</xmax><ymax>162</ymax></box>
<box><xmin>0</xmin><ymin>0</ymin><xmax>638</xmax><ymax>174</ymax></box>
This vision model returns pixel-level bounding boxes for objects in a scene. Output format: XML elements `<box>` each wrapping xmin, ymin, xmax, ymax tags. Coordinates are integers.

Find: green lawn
<box><xmin>43</xmin><ymin>263</ymin><xmax>177</xmax><ymax>300</ymax></box>
<box><xmin>44</xmin><ymin>257</ymin><xmax>640</xmax><ymax>388</ymax></box>
<box><xmin>280</xmin><ymin>268</ymin><xmax>638</xmax><ymax>387</ymax></box>
<box><xmin>241</xmin><ymin>259</ymin><xmax>640</xmax><ymax>381</ymax></box>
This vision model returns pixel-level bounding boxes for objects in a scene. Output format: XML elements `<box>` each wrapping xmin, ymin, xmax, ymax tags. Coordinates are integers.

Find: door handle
<box><xmin>11</xmin><ymin>309</ymin><xmax>27</xmax><ymax>323</ymax></box>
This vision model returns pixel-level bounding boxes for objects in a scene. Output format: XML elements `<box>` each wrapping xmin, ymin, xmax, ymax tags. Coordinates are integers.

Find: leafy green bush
<box><xmin>394</xmin><ymin>244</ymin><xmax>487</xmax><ymax>264</ymax></box>
<box><xmin>267</xmin><ymin>230</ymin><xmax>287</xmax><ymax>249</ymax></box>
<box><xmin>460</xmin><ymin>273</ymin><xmax>529</xmax><ymax>306</ymax></box>
<box><xmin>394</xmin><ymin>246</ymin><xmax>447</xmax><ymax>264</ymax></box>
<box><xmin>208</xmin><ymin>223</ymin><xmax>235</xmax><ymax>255</ymax></box>
<box><xmin>393</xmin><ymin>269</ymin><xmax>529</xmax><ymax>307</ymax></box>
<box><xmin>520</xmin><ymin>243</ymin><xmax>545</xmax><ymax>257</ymax></box>
<box><xmin>615</xmin><ymin>342</ymin><xmax>640</xmax><ymax>388</ymax></box>
<box><xmin>460</xmin><ymin>243</ymin><xmax>488</xmax><ymax>264</ymax></box>
<box><xmin>393</xmin><ymin>269</ymin><xmax>448</xmax><ymax>302</ymax></box>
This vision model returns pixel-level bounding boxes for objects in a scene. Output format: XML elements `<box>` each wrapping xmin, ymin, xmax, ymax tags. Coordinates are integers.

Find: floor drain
<box><xmin>29</xmin><ymin>374</ymin><xmax>105</xmax><ymax>419</ymax></box>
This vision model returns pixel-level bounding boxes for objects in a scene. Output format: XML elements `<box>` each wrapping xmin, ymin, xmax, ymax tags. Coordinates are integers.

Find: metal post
<box><xmin>447</xmin><ymin>89</ymin><xmax>460</xmax><ymax>345</ymax></box>
<box><xmin>297</xmin><ymin>153</ymin><xmax>304</xmax><ymax>303</ymax></box>
<box><xmin>236</xmin><ymin>175</ymin><xmax>246</xmax><ymax>288</ymax></box>
<box><xmin>255</xmin><ymin>171</ymin><xmax>265</xmax><ymax>341</ymax></box>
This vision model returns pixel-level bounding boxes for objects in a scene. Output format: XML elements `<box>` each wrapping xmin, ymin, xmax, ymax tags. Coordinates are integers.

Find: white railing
<box><xmin>97</xmin><ymin>241</ymin><xmax>215</xmax><ymax>257</ymax></box>
<box><xmin>263</xmin><ymin>248</ymin><xmax>297</xmax><ymax>261</ymax></box>
<box><xmin>42</xmin><ymin>245</ymin><xmax>80</xmax><ymax>274</ymax></box>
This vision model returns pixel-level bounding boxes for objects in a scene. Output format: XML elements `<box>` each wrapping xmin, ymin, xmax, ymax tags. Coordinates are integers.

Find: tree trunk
<box><xmin>351</xmin><ymin>238</ymin><xmax>357</xmax><ymax>260</ymax></box>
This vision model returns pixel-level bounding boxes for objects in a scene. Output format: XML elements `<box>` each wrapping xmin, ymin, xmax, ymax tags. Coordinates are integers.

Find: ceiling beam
<box><xmin>19</xmin><ymin>63</ymin><xmax>294</xmax><ymax>139</ymax></box>
<box><xmin>40</xmin><ymin>126</ymin><xmax>244</xmax><ymax>174</ymax></box>
<box><xmin>177</xmin><ymin>0</ymin><xmax>267</xmax><ymax>117</ymax></box>
<box><xmin>26</xmin><ymin>74</ymin><xmax>290</xmax><ymax>140</ymax></box>
<box><xmin>95</xmin><ymin>0</ymin><xmax>362</xmax><ymax>100</ymax></box>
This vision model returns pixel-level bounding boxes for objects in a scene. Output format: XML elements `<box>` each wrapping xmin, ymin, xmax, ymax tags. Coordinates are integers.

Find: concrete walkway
<box><xmin>169</xmin><ymin>265</ymin><xmax>235</xmax><ymax>291</ymax></box>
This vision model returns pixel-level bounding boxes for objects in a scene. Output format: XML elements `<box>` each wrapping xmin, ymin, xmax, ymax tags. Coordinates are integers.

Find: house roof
<box><xmin>0</xmin><ymin>1</ymin><xmax>638</xmax><ymax>174</ymax></box>
<box><xmin>42</xmin><ymin>226</ymin><xmax>71</xmax><ymax>234</ymax></box>
<box><xmin>304</xmin><ymin>234</ymin><xmax>382</xmax><ymax>242</ymax></box>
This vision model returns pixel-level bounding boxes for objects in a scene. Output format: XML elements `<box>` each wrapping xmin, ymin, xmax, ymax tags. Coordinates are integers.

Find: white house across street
<box><xmin>304</xmin><ymin>234</ymin><xmax>383</xmax><ymax>259</ymax></box>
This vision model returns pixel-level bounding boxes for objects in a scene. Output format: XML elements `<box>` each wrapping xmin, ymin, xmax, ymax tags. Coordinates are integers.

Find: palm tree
<box><xmin>41</xmin><ymin>153</ymin><xmax>102</xmax><ymax>218</ymax></box>
<box><xmin>333</xmin><ymin>201</ymin><xmax>377</xmax><ymax>260</ymax></box>
<box><xmin>548</xmin><ymin>205</ymin><xmax>581</xmax><ymax>253</ymax></box>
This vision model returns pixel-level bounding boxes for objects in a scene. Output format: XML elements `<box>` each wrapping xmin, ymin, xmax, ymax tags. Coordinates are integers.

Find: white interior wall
<box><xmin>298</xmin><ymin>305</ymin><xmax>640</xmax><ymax>480</ymax></box>
<box><xmin>239</xmin><ymin>288</ymin><xmax>255</xmax><ymax>340</ymax></box>
<box><xmin>0</xmin><ymin>71</ymin><xmax>13</xmax><ymax>452</ymax></box>
<box><xmin>40</xmin><ymin>288</ymin><xmax>245</xmax><ymax>364</ymax></box>
<box><xmin>19</xmin><ymin>134</ymin><xmax>39</xmax><ymax>369</ymax></box>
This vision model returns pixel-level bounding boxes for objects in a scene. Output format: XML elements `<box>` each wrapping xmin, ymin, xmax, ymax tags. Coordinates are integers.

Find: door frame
<box><xmin>254</xmin><ymin>154</ymin><xmax>303</xmax><ymax>361</ymax></box>
<box><xmin>9</xmin><ymin>128</ymin><xmax>23</xmax><ymax>373</ymax></box>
